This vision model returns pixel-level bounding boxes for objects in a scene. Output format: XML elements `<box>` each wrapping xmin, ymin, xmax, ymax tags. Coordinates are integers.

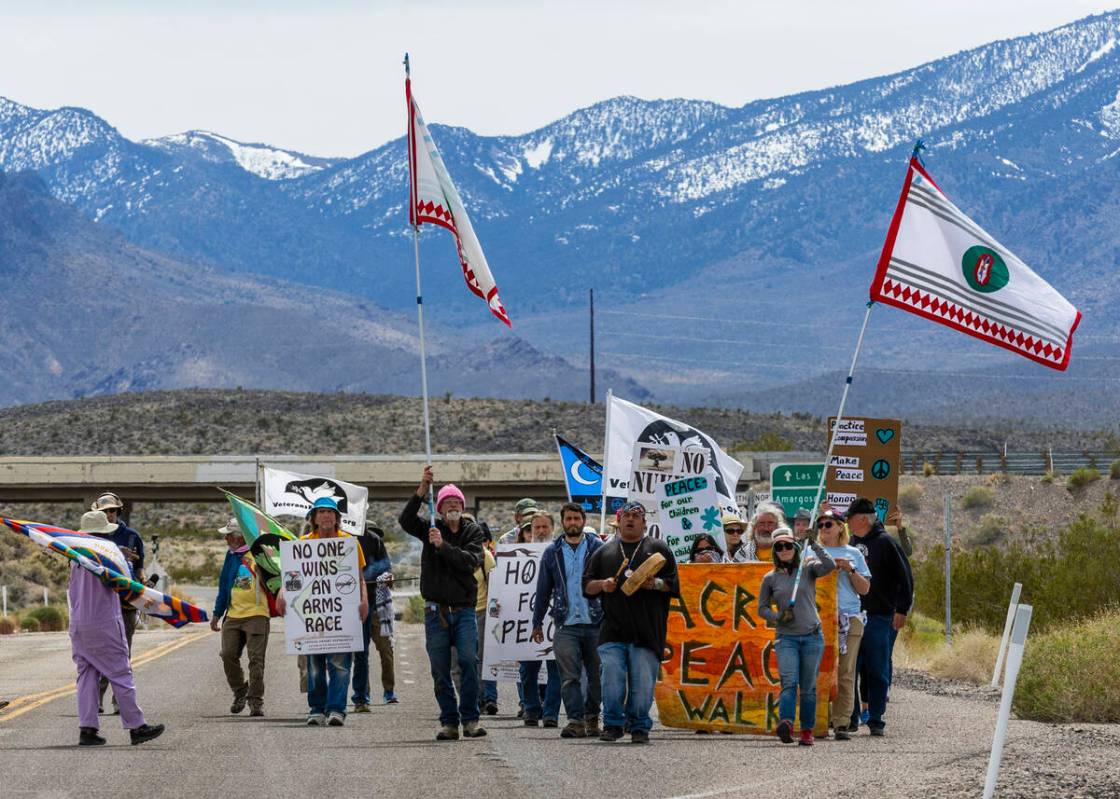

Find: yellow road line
<box><xmin>0</xmin><ymin>631</ymin><xmax>212</xmax><ymax>723</ymax></box>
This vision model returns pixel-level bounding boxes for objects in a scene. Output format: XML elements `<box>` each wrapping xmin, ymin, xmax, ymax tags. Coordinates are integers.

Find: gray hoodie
<box><xmin>757</xmin><ymin>541</ymin><xmax>836</xmax><ymax>636</ymax></box>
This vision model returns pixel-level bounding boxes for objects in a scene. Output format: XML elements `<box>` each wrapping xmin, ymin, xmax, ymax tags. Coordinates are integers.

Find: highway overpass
<box><xmin>0</xmin><ymin>453</ymin><xmax>763</xmax><ymax>509</ymax></box>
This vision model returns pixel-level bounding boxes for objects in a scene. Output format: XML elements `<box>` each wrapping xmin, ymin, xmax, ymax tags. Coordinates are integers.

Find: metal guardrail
<box><xmin>899</xmin><ymin>451</ymin><xmax>1117</xmax><ymax>476</ymax></box>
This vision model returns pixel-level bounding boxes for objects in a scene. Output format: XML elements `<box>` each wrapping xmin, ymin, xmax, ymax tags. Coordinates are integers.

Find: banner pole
<box><xmin>413</xmin><ymin>224</ymin><xmax>437</xmax><ymax>520</ymax></box>
<box><xmin>405</xmin><ymin>53</ymin><xmax>436</xmax><ymax>519</ymax></box>
<box><xmin>599</xmin><ymin>388</ymin><xmax>613</xmax><ymax>535</ymax></box>
<box><xmin>790</xmin><ymin>300</ymin><xmax>875</xmax><ymax>606</ymax></box>
<box><xmin>944</xmin><ymin>493</ymin><xmax>952</xmax><ymax>644</ymax></box>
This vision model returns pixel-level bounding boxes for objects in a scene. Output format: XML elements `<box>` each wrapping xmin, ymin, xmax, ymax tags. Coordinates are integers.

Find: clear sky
<box><xmin>1</xmin><ymin>0</ymin><xmax>1117</xmax><ymax>157</ymax></box>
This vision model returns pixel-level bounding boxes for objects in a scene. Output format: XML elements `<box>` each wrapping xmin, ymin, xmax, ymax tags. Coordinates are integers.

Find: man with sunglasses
<box><xmin>583</xmin><ymin>502</ymin><xmax>679</xmax><ymax>744</ymax></box>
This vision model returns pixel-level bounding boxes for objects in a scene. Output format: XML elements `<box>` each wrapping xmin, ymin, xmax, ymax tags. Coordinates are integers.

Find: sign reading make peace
<box><xmin>482</xmin><ymin>543</ymin><xmax>554</xmax><ymax>682</ymax></box>
<box><xmin>657</xmin><ymin>563</ymin><xmax>838</xmax><ymax>735</ymax></box>
<box><xmin>825</xmin><ymin>417</ymin><xmax>902</xmax><ymax>522</ymax></box>
<box><xmin>657</xmin><ymin>475</ymin><xmax>725</xmax><ymax>561</ymax></box>
<box><xmin>280</xmin><ymin>537</ymin><xmax>362</xmax><ymax>655</ymax></box>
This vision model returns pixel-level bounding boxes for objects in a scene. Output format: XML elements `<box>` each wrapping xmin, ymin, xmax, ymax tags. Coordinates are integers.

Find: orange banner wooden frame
<box><xmin>656</xmin><ymin>563</ymin><xmax>838</xmax><ymax>735</ymax></box>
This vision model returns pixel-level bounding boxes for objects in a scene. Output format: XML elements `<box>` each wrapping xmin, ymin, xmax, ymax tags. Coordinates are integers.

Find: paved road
<box><xmin>1</xmin><ymin>622</ymin><xmax>1117</xmax><ymax>799</ymax></box>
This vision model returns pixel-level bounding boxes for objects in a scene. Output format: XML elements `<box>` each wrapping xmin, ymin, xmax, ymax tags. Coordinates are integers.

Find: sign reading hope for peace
<box><xmin>656</xmin><ymin>563</ymin><xmax>838</xmax><ymax>736</ymax></box>
<box><xmin>280</xmin><ymin>537</ymin><xmax>362</xmax><ymax>655</ymax></box>
<box><xmin>482</xmin><ymin>543</ymin><xmax>555</xmax><ymax>682</ymax></box>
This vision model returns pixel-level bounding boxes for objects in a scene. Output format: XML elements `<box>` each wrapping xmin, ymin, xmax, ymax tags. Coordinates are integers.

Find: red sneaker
<box><xmin>799</xmin><ymin>729</ymin><xmax>814</xmax><ymax>747</ymax></box>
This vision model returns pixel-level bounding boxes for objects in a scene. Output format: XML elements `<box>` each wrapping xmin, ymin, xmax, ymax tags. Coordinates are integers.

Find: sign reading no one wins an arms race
<box><xmin>280</xmin><ymin>537</ymin><xmax>362</xmax><ymax>655</ymax></box>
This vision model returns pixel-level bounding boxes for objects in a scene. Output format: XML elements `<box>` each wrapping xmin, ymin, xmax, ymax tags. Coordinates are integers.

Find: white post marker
<box><xmin>2</xmin><ymin>585</ymin><xmax>7</xmax><ymax>617</ymax></box>
<box><xmin>991</xmin><ymin>582</ymin><xmax>1023</xmax><ymax>687</ymax></box>
<box><xmin>43</xmin><ymin>587</ymin><xmax>48</xmax><ymax>607</ymax></box>
<box><xmin>983</xmin><ymin>603</ymin><xmax>1033</xmax><ymax>799</ymax></box>
<box><xmin>944</xmin><ymin>494</ymin><xmax>952</xmax><ymax>644</ymax></box>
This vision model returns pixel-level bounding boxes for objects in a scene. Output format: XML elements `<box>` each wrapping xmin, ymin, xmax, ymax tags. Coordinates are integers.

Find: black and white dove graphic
<box><xmin>284</xmin><ymin>478</ymin><xmax>350</xmax><ymax>514</ymax></box>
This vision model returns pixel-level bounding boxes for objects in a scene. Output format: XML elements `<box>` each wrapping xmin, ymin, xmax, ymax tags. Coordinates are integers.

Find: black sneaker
<box><xmin>79</xmin><ymin>727</ymin><xmax>106</xmax><ymax>746</ymax></box>
<box><xmin>129</xmin><ymin>723</ymin><xmax>165</xmax><ymax>746</ymax></box>
<box><xmin>776</xmin><ymin>719</ymin><xmax>794</xmax><ymax>744</ymax></box>
<box><xmin>631</xmin><ymin>730</ymin><xmax>650</xmax><ymax>744</ymax></box>
<box><xmin>542</xmin><ymin>719</ymin><xmax>558</xmax><ymax>728</ymax></box>
<box><xmin>482</xmin><ymin>700</ymin><xmax>499</xmax><ymax>716</ymax></box>
<box><xmin>230</xmin><ymin>697</ymin><xmax>247</xmax><ymax>714</ymax></box>
<box><xmin>834</xmin><ymin>725</ymin><xmax>851</xmax><ymax>741</ymax></box>
<box><xmin>599</xmin><ymin>726</ymin><xmax>624</xmax><ymax>742</ymax></box>
<box><xmin>523</xmin><ymin>717</ymin><xmax>540</xmax><ymax>727</ymax></box>
<box><xmin>249</xmin><ymin>708</ymin><xmax>264</xmax><ymax>718</ymax></box>
<box><xmin>869</xmin><ymin>725</ymin><xmax>885</xmax><ymax>737</ymax></box>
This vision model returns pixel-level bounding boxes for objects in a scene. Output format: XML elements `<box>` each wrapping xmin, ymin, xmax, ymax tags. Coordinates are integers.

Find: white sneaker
<box><xmin>306</xmin><ymin>713</ymin><xmax>326</xmax><ymax>727</ymax></box>
<box><xmin>327</xmin><ymin>712</ymin><xmax>346</xmax><ymax>727</ymax></box>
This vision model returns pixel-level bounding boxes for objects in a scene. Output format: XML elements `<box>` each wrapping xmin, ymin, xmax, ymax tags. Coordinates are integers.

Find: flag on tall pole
<box><xmin>870</xmin><ymin>150</ymin><xmax>1080</xmax><ymax>370</ymax></box>
<box><xmin>406</xmin><ymin>59</ymin><xmax>511</xmax><ymax>327</ymax></box>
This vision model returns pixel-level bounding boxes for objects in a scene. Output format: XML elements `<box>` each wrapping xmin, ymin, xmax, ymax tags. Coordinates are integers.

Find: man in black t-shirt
<box><xmin>583</xmin><ymin>501</ymin><xmax>679</xmax><ymax>744</ymax></box>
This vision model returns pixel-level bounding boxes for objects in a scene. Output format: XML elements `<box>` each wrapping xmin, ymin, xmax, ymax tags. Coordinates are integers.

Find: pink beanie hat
<box><xmin>436</xmin><ymin>484</ymin><xmax>466</xmax><ymax>512</ymax></box>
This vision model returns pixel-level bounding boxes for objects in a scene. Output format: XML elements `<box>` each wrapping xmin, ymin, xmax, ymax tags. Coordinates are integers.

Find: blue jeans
<box><xmin>853</xmin><ymin>614</ymin><xmax>892</xmax><ymax>729</ymax></box>
<box><xmin>519</xmin><ymin>659</ymin><xmax>562</xmax><ymax>721</ymax></box>
<box><xmin>476</xmin><ymin>610</ymin><xmax>497</xmax><ymax>704</ymax></box>
<box><xmin>307</xmin><ymin>652</ymin><xmax>353</xmax><ymax>716</ymax></box>
<box><xmin>775</xmin><ymin>629</ymin><xmax>824</xmax><ymax>729</ymax></box>
<box><xmin>598</xmin><ymin>642</ymin><xmax>659</xmax><ymax>734</ymax></box>
<box><xmin>553</xmin><ymin>624</ymin><xmax>601</xmax><ymax>721</ymax></box>
<box><xmin>424</xmin><ymin>606</ymin><xmax>480</xmax><ymax>726</ymax></box>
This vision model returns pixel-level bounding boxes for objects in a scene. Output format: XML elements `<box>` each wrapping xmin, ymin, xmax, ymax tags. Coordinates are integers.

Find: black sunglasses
<box><xmin>773</xmin><ymin>541</ymin><xmax>796</xmax><ymax>552</ymax></box>
<box><xmin>817</xmin><ymin>520</ymin><xmax>837</xmax><ymax>529</ymax></box>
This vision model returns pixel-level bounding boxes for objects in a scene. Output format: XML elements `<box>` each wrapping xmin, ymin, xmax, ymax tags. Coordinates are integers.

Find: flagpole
<box><xmin>788</xmin><ymin>301</ymin><xmax>875</xmax><ymax>606</ymax></box>
<box><xmin>406</xmin><ymin>53</ymin><xmax>437</xmax><ymax>519</ymax></box>
<box><xmin>599</xmin><ymin>388</ymin><xmax>613</xmax><ymax>535</ymax></box>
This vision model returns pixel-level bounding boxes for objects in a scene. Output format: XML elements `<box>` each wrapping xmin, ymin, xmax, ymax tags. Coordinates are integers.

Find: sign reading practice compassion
<box><xmin>482</xmin><ymin>543</ymin><xmax>554</xmax><ymax>682</ymax></box>
<box><xmin>656</xmin><ymin>563</ymin><xmax>838</xmax><ymax>736</ymax></box>
<box><xmin>280</xmin><ymin>537</ymin><xmax>362</xmax><ymax>655</ymax></box>
<box><xmin>825</xmin><ymin>417</ymin><xmax>902</xmax><ymax>521</ymax></box>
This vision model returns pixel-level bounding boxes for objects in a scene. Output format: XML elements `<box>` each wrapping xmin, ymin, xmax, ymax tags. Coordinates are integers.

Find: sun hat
<box><xmin>217</xmin><ymin>518</ymin><xmax>240</xmax><ymax>536</ymax></box>
<box><xmin>306</xmin><ymin>496</ymin><xmax>341</xmax><ymax>517</ymax></box>
<box><xmin>78</xmin><ymin>510</ymin><xmax>118</xmax><ymax>535</ymax></box>
<box><xmin>91</xmin><ymin>492</ymin><xmax>124</xmax><ymax>512</ymax></box>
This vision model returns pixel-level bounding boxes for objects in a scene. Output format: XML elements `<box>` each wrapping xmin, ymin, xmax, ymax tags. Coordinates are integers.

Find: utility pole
<box><xmin>589</xmin><ymin>288</ymin><xmax>596</xmax><ymax>404</ymax></box>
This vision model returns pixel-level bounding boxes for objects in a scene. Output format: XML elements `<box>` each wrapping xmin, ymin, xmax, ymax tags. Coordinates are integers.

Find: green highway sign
<box><xmin>770</xmin><ymin>463</ymin><xmax>824</xmax><ymax>519</ymax></box>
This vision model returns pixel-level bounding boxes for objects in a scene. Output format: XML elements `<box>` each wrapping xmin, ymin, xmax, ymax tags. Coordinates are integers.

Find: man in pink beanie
<box><xmin>399</xmin><ymin>466</ymin><xmax>487</xmax><ymax>741</ymax></box>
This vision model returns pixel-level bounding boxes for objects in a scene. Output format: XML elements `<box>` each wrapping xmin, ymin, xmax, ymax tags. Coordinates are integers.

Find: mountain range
<box><xmin>2</xmin><ymin>10</ymin><xmax>1119</xmax><ymax>424</ymax></box>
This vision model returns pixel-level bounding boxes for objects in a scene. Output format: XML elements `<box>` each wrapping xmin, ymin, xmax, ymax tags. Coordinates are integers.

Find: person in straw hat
<box><xmin>88</xmin><ymin>491</ymin><xmax>145</xmax><ymax>714</ymax></box>
<box><xmin>211</xmin><ymin>518</ymin><xmax>271</xmax><ymax>717</ymax></box>
<box><xmin>71</xmin><ymin>510</ymin><xmax>165</xmax><ymax>747</ymax></box>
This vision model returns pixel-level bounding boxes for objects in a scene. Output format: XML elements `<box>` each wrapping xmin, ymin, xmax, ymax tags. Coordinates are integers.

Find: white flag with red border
<box><xmin>870</xmin><ymin>157</ymin><xmax>1080</xmax><ymax>370</ymax></box>
<box><xmin>406</xmin><ymin>78</ymin><xmax>511</xmax><ymax>327</ymax></box>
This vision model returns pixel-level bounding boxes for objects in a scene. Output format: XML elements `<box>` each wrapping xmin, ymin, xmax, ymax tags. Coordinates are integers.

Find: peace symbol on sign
<box><xmin>871</xmin><ymin>459</ymin><xmax>891</xmax><ymax>480</ymax></box>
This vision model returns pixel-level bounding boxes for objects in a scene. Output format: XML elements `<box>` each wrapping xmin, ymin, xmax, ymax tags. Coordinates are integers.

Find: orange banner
<box><xmin>656</xmin><ymin>563</ymin><xmax>838</xmax><ymax>735</ymax></box>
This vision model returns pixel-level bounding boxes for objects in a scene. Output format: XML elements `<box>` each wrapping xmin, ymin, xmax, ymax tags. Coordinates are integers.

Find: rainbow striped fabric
<box><xmin>1</xmin><ymin>517</ymin><xmax>208</xmax><ymax>627</ymax></box>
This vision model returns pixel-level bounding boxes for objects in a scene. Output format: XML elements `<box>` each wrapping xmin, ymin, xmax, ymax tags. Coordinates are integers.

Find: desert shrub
<box><xmin>926</xmin><ymin>628</ymin><xmax>1000</xmax><ymax>684</ymax></box>
<box><xmin>736</xmin><ymin>432</ymin><xmax>793</xmax><ymax>451</ymax></box>
<box><xmin>897</xmin><ymin>483</ymin><xmax>924</xmax><ymax>512</ymax></box>
<box><xmin>962</xmin><ymin>486</ymin><xmax>995</xmax><ymax>510</ymax></box>
<box><xmin>402</xmin><ymin>595</ymin><xmax>426</xmax><ymax>624</ymax></box>
<box><xmin>23</xmin><ymin>605</ymin><xmax>67</xmax><ymax>632</ymax></box>
<box><xmin>972</xmin><ymin>513</ymin><xmax>1007</xmax><ymax>546</ymax></box>
<box><xmin>0</xmin><ymin>616</ymin><xmax>16</xmax><ymax>635</ymax></box>
<box><xmin>1066</xmin><ymin>467</ymin><xmax>1100</xmax><ymax>491</ymax></box>
<box><xmin>912</xmin><ymin>501</ymin><xmax>1120</xmax><ymax>633</ymax></box>
<box><xmin>20</xmin><ymin>616</ymin><xmax>40</xmax><ymax>632</ymax></box>
<box><xmin>1014</xmin><ymin>609</ymin><xmax>1120</xmax><ymax>723</ymax></box>
<box><xmin>1040</xmin><ymin>471</ymin><xmax>1056</xmax><ymax>484</ymax></box>
<box><xmin>922</xmin><ymin>462</ymin><xmax>934</xmax><ymax>477</ymax></box>
<box><xmin>1109</xmin><ymin>460</ymin><xmax>1120</xmax><ymax>480</ymax></box>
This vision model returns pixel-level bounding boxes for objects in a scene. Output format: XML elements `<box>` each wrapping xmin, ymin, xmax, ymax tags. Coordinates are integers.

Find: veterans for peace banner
<box><xmin>482</xmin><ymin>543</ymin><xmax>554</xmax><ymax>682</ymax></box>
<box><xmin>280</xmin><ymin>536</ymin><xmax>363</xmax><ymax>655</ymax></box>
<box><xmin>407</xmin><ymin>71</ymin><xmax>511</xmax><ymax>327</ymax></box>
<box><xmin>604</xmin><ymin>394</ymin><xmax>744</xmax><ymax>517</ymax></box>
<box><xmin>261</xmin><ymin>467</ymin><xmax>369</xmax><ymax>535</ymax></box>
<box><xmin>656</xmin><ymin>563</ymin><xmax>838</xmax><ymax>736</ymax></box>
<box><xmin>870</xmin><ymin>156</ymin><xmax>1080</xmax><ymax>370</ymax></box>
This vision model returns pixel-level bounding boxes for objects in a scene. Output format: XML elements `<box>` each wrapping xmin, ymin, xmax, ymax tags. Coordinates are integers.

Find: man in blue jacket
<box><xmin>531</xmin><ymin>503</ymin><xmax>604</xmax><ymax>739</ymax></box>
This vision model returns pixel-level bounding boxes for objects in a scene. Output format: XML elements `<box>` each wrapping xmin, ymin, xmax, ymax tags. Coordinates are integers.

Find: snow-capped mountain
<box><xmin>2</xmin><ymin>10</ymin><xmax>1119</xmax><ymax>416</ymax></box>
<box><xmin>142</xmin><ymin>131</ymin><xmax>338</xmax><ymax>180</ymax></box>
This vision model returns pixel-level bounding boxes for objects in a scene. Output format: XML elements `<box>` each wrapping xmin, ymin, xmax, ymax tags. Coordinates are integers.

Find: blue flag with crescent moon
<box><xmin>555</xmin><ymin>434</ymin><xmax>603</xmax><ymax>513</ymax></box>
